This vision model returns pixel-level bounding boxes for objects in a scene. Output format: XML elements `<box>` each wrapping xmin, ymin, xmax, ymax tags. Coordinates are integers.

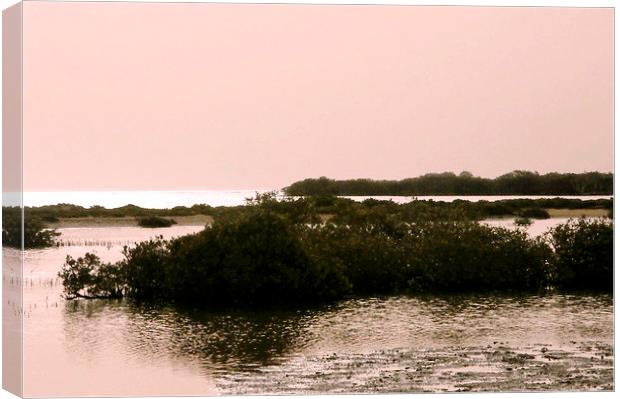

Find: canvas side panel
<box><xmin>2</xmin><ymin>2</ymin><xmax>23</xmax><ymax>397</ymax></box>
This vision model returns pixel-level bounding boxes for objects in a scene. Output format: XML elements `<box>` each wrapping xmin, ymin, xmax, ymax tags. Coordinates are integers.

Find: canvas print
<box><xmin>2</xmin><ymin>1</ymin><xmax>614</xmax><ymax>397</ymax></box>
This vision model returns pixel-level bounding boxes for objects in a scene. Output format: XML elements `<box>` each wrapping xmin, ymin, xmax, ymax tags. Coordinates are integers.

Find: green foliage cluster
<box><xmin>2</xmin><ymin>207</ymin><xmax>59</xmax><ymax>248</ymax></box>
<box><xmin>20</xmin><ymin>203</ymin><xmax>215</xmax><ymax>220</ymax></box>
<box><xmin>208</xmin><ymin>195</ymin><xmax>610</xmax><ymax>226</ymax></box>
<box><xmin>518</xmin><ymin>208</ymin><xmax>550</xmax><ymax>219</ymax></box>
<box><xmin>4</xmin><ymin>192</ymin><xmax>611</xmax><ymax>227</ymax></box>
<box><xmin>57</xmin><ymin>195</ymin><xmax>613</xmax><ymax>307</ymax></box>
<box><xmin>547</xmin><ymin>218</ymin><xmax>613</xmax><ymax>292</ymax></box>
<box><xmin>514</xmin><ymin>217</ymin><xmax>533</xmax><ymax>227</ymax></box>
<box><xmin>137</xmin><ymin>216</ymin><xmax>177</xmax><ymax>228</ymax></box>
<box><xmin>60</xmin><ymin>208</ymin><xmax>349</xmax><ymax>306</ymax></box>
<box><xmin>300</xmin><ymin>215</ymin><xmax>551</xmax><ymax>295</ymax></box>
<box><xmin>284</xmin><ymin>171</ymin><xmax>613</xmax><ymax>196</ymax></box>
<box><xmin>59</xmin><ymin>253</ymin><xmax>125</xmax><ymax>299</ymax></box>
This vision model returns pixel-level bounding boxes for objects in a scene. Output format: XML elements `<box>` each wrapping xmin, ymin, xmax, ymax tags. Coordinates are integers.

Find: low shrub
<box><xmin>402</xmin><ymin>221</ymin><xmax>551</xmax><ymax>293</ymax></box>
<box><xmin>514</xmin><ymin>217</ymin><xmax>533</xmax><ymax>226</ymax></box>
<box><xmin>166</xmin><ymin>211</ymin><xmax>350</xmax><ymax>306</ymax></box>
<box><xmin>547</xmin><ymin>218</ymin><xmax>613</xmax><ymax>292</ymax></box>
<box><xmin>2</xmin><ymin>207</ymin><xmax>59</xmax><ymax>248</ymax></box>
<box><xmin>519</xmin><ymin>208</ymin><xmax>550</xmax><ymax>219</ymax></box>
<box><xmin>58</xmin><ymin>253</ymin><xmax>125</xmax><ymax>299</ymax></box>
<box><xmin>137</xmin><ymin>216</ymin><xmax>177</xmax><ymax>228</ymax></box>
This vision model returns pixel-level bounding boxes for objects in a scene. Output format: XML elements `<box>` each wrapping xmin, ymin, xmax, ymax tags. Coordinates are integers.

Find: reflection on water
<box><xmin>482</xmin><ymin>217</ymin><xmax>576</xmax><ymax>238</ymax></box>
<box><xmin>62</xmin><ymin>301</ymin><xmax>310</xmax><ymax>371</ymax></box>
<box><xmin>63</xmin><ymin>294</ymin><xmax>614</xmax><ymax>368</ymax></box>
<box><xmin>8</xmin><ymin>222</ymin><xmax>613</xmax><ymax>396</ymax></box>
<box><xmin>52</xmin><ymin>294</ymin><xmax>613</xmax><ymax>395</ymax></box>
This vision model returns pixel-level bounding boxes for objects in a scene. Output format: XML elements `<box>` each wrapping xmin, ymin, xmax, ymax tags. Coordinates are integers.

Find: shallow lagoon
<box><xmin>4</xmin><ymin>220</ymin><xmax>613</xmax><ymax>396</ymax></box>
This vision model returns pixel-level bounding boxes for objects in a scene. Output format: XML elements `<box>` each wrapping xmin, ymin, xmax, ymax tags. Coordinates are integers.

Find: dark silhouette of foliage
<box><xmin>284</xmin><ymin>171</ymin><xmax>613</xmax><ymax>196</ymax></box>
<box><xmin>58</xmin><ymin>253</ymin><xmax>125</xmax><ymax>299</ymax></box>
<box><xmin>402</xmin><ymin>222</ymin><xmax>552</xmax><ymax>293</ymax></box>
<box><xmin>6</xmin><ymin>192</ymin><xmax>611</xmax><ymax>226</ymax></box>
<box><xmin>164</xmin><ymin>210</ymin><xmax>349</xmax><ymax>306</ymax></box>
<box><xmin>137</xmin><ymin>216</ymin><xmax>177</xmax><ymax>228</ymax></box>
<box><xmin>2</xmin><ymin>207</ymin><xmax>59</xmax><ymax>248</ymax></box>
<box><xmin>518</xmin><ymin>208</ymin><xmax>550</xmax><ymax>219</ymax></box>
<box><xmin>57</xmin><ymin>195</ymin><xmax>613</xmax><ymax>307</ymax></box>
<box><xmin>547</xmin><ymin>218</ymin><xmax>613</xmax><ymax>292</ymax></box>
<box><xmin>13</xmin><ymin>202</ymin><xmax>215</xmax><ymax>220</ymax></box>
<box><xmin>514</xmin><ymin>217</ymin><xmax>533</xmax><ymax>227</ymax></box>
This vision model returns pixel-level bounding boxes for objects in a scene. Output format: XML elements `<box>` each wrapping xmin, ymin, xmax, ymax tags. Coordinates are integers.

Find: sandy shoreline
<box><xmin>47</xmin><ymin>209</ymin><xmax>609</xmax><ymax>229</ymax></box>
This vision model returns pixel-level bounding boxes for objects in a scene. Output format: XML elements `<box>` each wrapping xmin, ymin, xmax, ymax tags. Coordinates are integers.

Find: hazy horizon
<box><xmin>21</xmin><ymin>3</ymin><xmax>613</xmax><ymax>191</ymax></box>
<box><xmin>14</xmin><ymin>168</ymin><xmax>614</xmax><ymax>194</ymax></box>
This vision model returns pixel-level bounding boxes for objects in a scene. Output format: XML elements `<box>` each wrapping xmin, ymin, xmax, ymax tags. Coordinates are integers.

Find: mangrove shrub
<box><xmin>137</xmin><ymin>216</ymin><xmax>177</xmax><ymax>228</ymax></box>
<box><xmin>2</xmin><ymin>207</ymin><xmax>59</xmax><ymax>248</ymax></box>
<box><xmin>547</xmin><ymin>218</ymin><xmax>613</xmax><ymax>292</ymax></box>
<box><xmin>58</xmin><ymin>200</ymin><xmax>612</xmax><ymax>307</ymax></box>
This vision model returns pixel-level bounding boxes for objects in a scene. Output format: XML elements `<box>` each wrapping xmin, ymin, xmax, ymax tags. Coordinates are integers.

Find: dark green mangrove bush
<box><xmin>61</xmin><ymin>210</ymin><xmax>349</xmax><ymax>306</ymax></box>
<box><xmin>59</xmin><ymin>253</ymin><xmax>126</xmax><ymax>299</ymax></box>
<box><xmin>60</xmin><ymin>196</ymin><xmax>609</xmax><ymax>308</ymax></box>
<box><xmin>137</xmin><ymin>216</ymin><xmax>177</xmax><ymax>228</ymax></box>
<box><xmin>2</xmin><ymin>207</ymin><xmax>59</xmax><ymax>248</ymax></box>
<box><xmin>514</xmin><ymin>217</ymin><xmax>533</xmax><ymax>227</ymax></box>
<box><xmin>57</xmin><ymin>194</ymin><xmax>613</xmax><ymax>306</ymax></box>
<box><xmin>518</xmin><ymin>208</ymin><xmax>550</xmax><ymax>219</ymax></box>
<box><xmin>546</xmin><ymin>218</ymin><xmax>613</xmax><ymax>292</ymax></box>
<box><xmin>404</xmin><ymin>222</ymin><xmax>551</xmax><ymax>293</ymax></box>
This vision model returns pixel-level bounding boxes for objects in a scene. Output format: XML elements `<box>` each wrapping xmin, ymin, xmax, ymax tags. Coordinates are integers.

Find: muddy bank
<box><xmin>217</xmin><ymin>341</ymin><xmax>613</xmax><ymax>394</ymax></box>
<box><xmin>545</xmin><ymin>208</ymin><xmax>609</xmax><ymax>218</ymax></box>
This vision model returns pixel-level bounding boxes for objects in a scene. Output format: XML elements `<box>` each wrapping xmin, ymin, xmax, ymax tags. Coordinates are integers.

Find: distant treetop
<box><xmin>282</xmin><ymin>171</ymin><xmax>613</xmax><ymax>196</ymax></box>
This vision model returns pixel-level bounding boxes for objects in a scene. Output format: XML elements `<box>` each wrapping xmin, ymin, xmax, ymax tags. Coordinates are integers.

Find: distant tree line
<box><xmin>16</xmin><ymin>203</ymin><xmax>216</xmax><ymax>222</ymax></box>
<box><xmin>283</xmin><ymin>171</ymin><xmax>614</xmax><ymax>196</ymax></box>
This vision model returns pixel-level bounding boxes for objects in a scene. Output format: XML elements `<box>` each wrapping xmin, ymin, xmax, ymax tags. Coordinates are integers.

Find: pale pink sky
<box><xmin>22</xmin><ymin>2</ymin><xmax>613</xmax><ymax>191</ymax></box>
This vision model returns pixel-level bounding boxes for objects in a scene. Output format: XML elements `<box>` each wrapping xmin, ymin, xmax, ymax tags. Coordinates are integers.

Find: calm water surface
<box><xmin>3</xmin><ymin>221</ymin><xmax>613</xmax><ymax>396</ymax></box>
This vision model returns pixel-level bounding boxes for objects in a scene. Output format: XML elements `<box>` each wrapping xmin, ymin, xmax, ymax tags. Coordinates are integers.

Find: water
<box><xmin>22</xmin><ymin>191</ymin><xmax>612</xmax><ymax>209</ymax></box>
<box><xmin>482</xmin><ymin>217</ymin><xmax>575</xmax><ymax>237</ymax></box>
<box><xmin>4</xmin><ymin>221</ymin><xmax>614</xmax><ymax>396</ymax></box>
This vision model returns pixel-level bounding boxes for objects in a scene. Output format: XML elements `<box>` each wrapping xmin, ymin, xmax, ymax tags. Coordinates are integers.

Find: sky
<box><xmin>20</xmin><ymin>2</ymin><xmax>613</xmax><ymax>191</ymax></box>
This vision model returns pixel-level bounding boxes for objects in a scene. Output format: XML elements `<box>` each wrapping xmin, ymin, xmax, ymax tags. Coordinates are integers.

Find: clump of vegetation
<box><xmin>58</xmin><ymin>195</ymin><xmax>581</xmax><ymax>308</ymax></box>
<box><xmin>514</xmin><ymin>217</ymin><xmax>533</xmax><ymax>227</ymax></box>
<box><xmin>15</xmin><ymin>202</ymin><xmax>215</xmax><ymax>220</ymax></box>
<box><xmin>61</xmin><ymin>210</ymin><xmax>349</xmax><ymax>306</ymax></box>
<box><xmin>58</xmin><ymin>253</ymin><xmax>125</xmax><ymax>299</ymax></box>
<box><xmin>57</xmin><ymin>194</ymin><xmax>614</xmax><ymax>306</ymax></box>
<box><xmin>546</xmin><ymin>218</ymin><xmax>613</xmax><ymax>292</ymax></box>
<box><xmin>284</xmin><ymin>171</ymin><xmax>613</xmax><ymax>196</ymax></box>
<box><xmin>518</xmin><ymin>208</ymin><xmax>550</xmax><ymax>219</ymax></box>
<box><xmin>137</xmin><ymin>216</ymin><xmax>177</xmax><ymax>228</ymax></box>
<box><xmin>302</xmin><ymin>219</ymin><xmax>551</xmax><ymax>295</ymax></box>
<box><xmin>2</xmin><ymin>207</ymin><xmax>59</xmax><ymax>248</ymax></box>
<box><xmin>7</xmin><ymin>193</ymin><xmax>611</xmax><ymax>226</ymax></box>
